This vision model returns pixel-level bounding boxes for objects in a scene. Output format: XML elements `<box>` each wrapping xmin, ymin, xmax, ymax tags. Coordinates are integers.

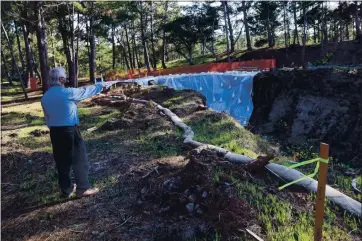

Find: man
<box><xmin>41</xmin><ymin>67</ymin><xmax>112</xmax><ymax>198</ymax></box>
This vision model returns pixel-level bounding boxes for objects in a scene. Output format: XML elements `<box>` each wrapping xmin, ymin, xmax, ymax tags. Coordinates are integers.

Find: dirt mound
<box><xmin>137</xmin><ymin>149</ymin><xmax>259</xmax><ymax>240</ymax></box>
<box><xmin>136</xmin><ymin>87</ymin><xmax>207</xmax><ymax>118</ymax></box>
<box><xmin>250</xmin><ymin>68</ymin><xmax>362</xmax><ymax>166</ymax></box>
<box><xmin>29</xmin><ymin>129</ymin><xmax>49</xmax><ymax>137</ymax></box>
<box><xmin>99</xmin><ymin>118</ymin><xmax>132</xmax><ymax>131</ymax></box>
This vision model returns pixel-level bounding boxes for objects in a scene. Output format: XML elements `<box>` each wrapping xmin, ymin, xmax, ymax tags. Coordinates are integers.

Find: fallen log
<box><xmin>97</xmin><ymin>94</ymin><xmax>362</xmax><ymax>218</ymax></box>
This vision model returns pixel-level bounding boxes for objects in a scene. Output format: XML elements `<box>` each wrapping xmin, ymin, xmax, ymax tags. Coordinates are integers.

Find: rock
<box><xmin>163</xmin><ymin>177</ymin><xmax>181</xmax><ymax>192</ymax></box>
<box><xmin>344</xmin><ymin>171</ymin><xmax>356</xmax><ymax>176</ymax></box>
<box><xmin>159</xmin><ymin>206</ymin><xmax>170</xmax><ymax>213</ymax></box>
<box><xmin>201</xmin><ymin>191</ymin><xmax>207</xmax><ymax>198</ymax></box>
<box><xmin>186</xmin><ymin>203</ymin><xmax>195</xmax><ymax>213</ymax></box>
<box><xmin>196</xmin><ymin>104</ymin><xmax>208</xmax><ymax>111</ymax></box>
<box><xmin>141</xmin><ymin>187</ymin><xmax>147</xmax><ymax>194</ymax></box>
<box><xmin>195</xmin><ymin>208</ymin><xmax>203</xmax><ymax>215</ymax></box>
<box><xmin>188</xmin><ymin>194</ymin><xmax>196</xmax><ymax>203</ymax></box>
<box><xmin>181</xmin><ymin>227</ymin><xmax>196</xmax><ymax>240</ymax></box>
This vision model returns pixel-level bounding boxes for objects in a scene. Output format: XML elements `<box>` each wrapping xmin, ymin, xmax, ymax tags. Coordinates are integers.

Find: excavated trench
<box><xmin>250</xmin><ymin>68</ymin><xmax>362</xmax><ymax>167</ymax></box>
<box><xmin>135</xmin><ymin>68</ymin><xmax>361</xmax><ymax>166</ymax></box>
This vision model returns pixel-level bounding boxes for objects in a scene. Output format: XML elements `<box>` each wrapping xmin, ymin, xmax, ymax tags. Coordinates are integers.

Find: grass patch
<box><xmin>136</xmin><ymin>130</ymin><xmax>183</xmax><ymax>158</ymax></box>
<box><xmin>17</xmin><ymin>166</ymin><xmax>61</xmax><ymax>206</ymax></box>
<box><xmin>159</xmin><ymin>54</ymin><xmax>216</xmax><ymax>69</ymax></box>
<box><xmin>186</xmin><ymin>112</ymin><xmax>271</xmax><ymax>158</ymax></box>
<box><xmin>78</xmin><ymin>107</ymin><xmax>121</xmax><ymax>131</ymax></box>
<box><xmin>163</xmin><ymin>96</ymin><xmax>184</xmax><ymax>108</ymax></box>
<box><xmin>234</xmin><ymin>180</ymin><xmax>354</xmax><ymax>241</ymax></box>
<box><xmin>1</xmin><ymin>111</ymin><xmax>44</xmax><ymax>127</ymax></box>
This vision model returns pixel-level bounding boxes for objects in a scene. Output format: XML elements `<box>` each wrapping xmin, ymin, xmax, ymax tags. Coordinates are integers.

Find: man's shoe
<box><xmin>60</xmin><ymin>184</ymin><xmax>76</xmax><ymax>198</ymax></box>
<box><xmin>76</xmin><ymin>188</ymin><xmax>99</xmax><ymax>198</ymax></box>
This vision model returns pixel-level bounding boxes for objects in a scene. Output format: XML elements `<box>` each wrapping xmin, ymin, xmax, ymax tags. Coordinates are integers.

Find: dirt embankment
<box><xmin>249</xmin><ymin>68</ymin><xmax>362</xmax><ymax>166</ymax></box>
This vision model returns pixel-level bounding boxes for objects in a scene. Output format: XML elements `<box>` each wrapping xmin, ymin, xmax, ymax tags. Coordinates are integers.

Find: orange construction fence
<box><xmin>29</xmin><ymin>77</ymin><xmax>38</xmax><ymax>91</ymax></box>
<box><xmin>105</xmin><ymin>59</ymin><xmax>276</xmax><ymax>81</ymax></box>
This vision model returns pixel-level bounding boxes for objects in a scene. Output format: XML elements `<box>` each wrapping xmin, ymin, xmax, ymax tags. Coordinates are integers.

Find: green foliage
<box><xmin>186</xmin><ymin>111</ymin><xmax>270</xmax><ymax>157</ymax></box>
<box><xmin>235</xmin><ymin>181</ymin><xmax>353</xmax><ymax>241</ymax></box>
<box><xmin>2</xmin><ymin>0</ymin><xmax>360</xmax><ymax>78</ymax></box>
<box><xmin>312</xmin><ymin>52</ymin><xmax>335</xmax><ymax>66</ymax></box>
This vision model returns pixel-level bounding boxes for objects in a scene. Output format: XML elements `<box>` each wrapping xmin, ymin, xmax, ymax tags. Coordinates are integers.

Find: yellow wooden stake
<box><xmin>314</xmin><ymin>143</ymin><xmax>329</xmax><ymax>241</ymax></box>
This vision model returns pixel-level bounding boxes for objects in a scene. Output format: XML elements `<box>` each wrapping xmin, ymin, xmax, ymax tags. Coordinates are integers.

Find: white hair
<box><xmin>49</xmin><ymin>67</ymin><xmax>66</xmax><ymax>86</ymax></box>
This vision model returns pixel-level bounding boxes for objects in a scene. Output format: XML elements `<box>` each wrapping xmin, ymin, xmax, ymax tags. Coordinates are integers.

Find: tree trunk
<box><xmin>22</xmin><ymin>24</ymin><xmax>34</xmax><ymax>79</ymax></box>
<box><xmin>112</xmin><ymin>23</ymin><xmax>116</xmax><ymax>69</ymax></box>
<box><xmin>50</xmin><ymin>29</ymin><xmax>56</xmax><ymax>67</ymax></box>
<box><xmin>139</xmin><ymin>2</ymin><xmax>151</xmax><ymax>72</ymax></box>
<box><xmin>322</xmin><ymin>2</ymin><xmax>328</xmax><ymax>45</ymax></box>
<box><xmin>161</xmin><ymin>1</ymin><xmax>168</xmax><ymax>69</ymax></box>
<box><xmin>135</xmin><ymin>47</ymin><xmax>141</xmax><ymax>68</ymax></box>
<box><xmin>242</xmin><ymin>1</ymin><xmax>252</xmax><ymax>50</ymax></box>
<box><xmin>14</xmin><ymin>21</ymin><xmax>27</xmax><ymax>87</ymax></box>
<box><xmin>266</xmin><ymin>3</ymin><xmax>273</xmax><ymax>48</ymax></box>
<box><xmin>149</xmin><ymin>1</ymin><xmax>157</xmax><ymax>69</ymax></box>
<box><xmin>313</xmin><ymin>25</ymin><xmax>317</xmax><ymax>43</ymax></box>
<box><xmin>302</xmin><ymin>5</ymin><xmax>307</xmax><ymax>70</ymax></box>
<box><xmin>2</xmin><ymin>23</ymin><xmax>28</xmax><ymax>98</ymax></box>
<box><xmin>131</xmin><ymin>20</ymin><xmax>137</xmax><ymax>69</ymax></box>
<box><xmin>1</xmin><ymin>49</ymin><xmax>13</xmax><ymax>85</ymax></box>
<box><xmin>223</xmin><ymin>1</ymin><xmax>230</xmax><ymax>62</ymax></box>
<box><xmin>346</xmin><ymin>22</ymin><xmax>350</xmax><ymax>40</ymax></box>
<box><xmin>58</xmin><ymin>16</ymin><xmax>75</xmax><ymax>87</ymax></box>
<box><xmin>175</xmin><ymin>47</ymin><xmax>193</xmax><ymax>65</ymax></box>
<box><xmin>206</xmin><ymin>20</ymin><xmax>219</xmax><ymax>62</ymax></box>
<box><xmin>89</xmin><ymin>13</ymin><xmax>96</xmax><ymax>83</ymax></box>
<box><xmin>74</xmin><ymin>6</ymin><xmax>78</xmax><ymax>87</ymax></box>
<box><xmin>125</xmin><ymin>24</ymin><xmax>133</xmax><ymax>69</ymax></box>
<box><xmin>355</xmin><ymin>1</ymin><xmax>361</xmax><ymax>40</ymax></box>
<box><xmin>29</xmin><ymin>42</ymin><xmax>42</xmax><ymax>83</ymax></box>
<box><xmin>340</xmin><ymin>20</ymin><xmax>343</xmax><ymax>42</ymax></box>
<box><xmin>332</xmin><ymin>18</ymin><xmax>337</xmax><ymax>41</ymax></box>
<box><xmin>225</xmin><ymin>1</ymin><xmax>235</xmax><ymax>52</ymax></box>
<box><xmin>116</xmin><ymin>35</ymin><xmax>130</xmax><ymax>70</ymax></box>
<box><xmin>293</xmin><ymin>2</ymin><xmax>299</xmax><ymax>45</ymax></box>
<box><xmin>283</xmin><ymin>2</ymin><xmax>288</xmax><ymax>58</ymax></box>
<box><xmin>70</xmin><ymin>4</ymin><xmax>76</xmax><ymax>87</ymax></box>
<box><xmin>33</xmin><ymin>1</ymin><xmax>49</xmax><ymax>94</ymax></box>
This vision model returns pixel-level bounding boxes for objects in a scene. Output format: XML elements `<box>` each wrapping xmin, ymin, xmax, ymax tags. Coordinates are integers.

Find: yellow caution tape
<box><xmin>278</xmin><ymin>157</ymin><xmax>329</xmax><ymax>190</ymax></box>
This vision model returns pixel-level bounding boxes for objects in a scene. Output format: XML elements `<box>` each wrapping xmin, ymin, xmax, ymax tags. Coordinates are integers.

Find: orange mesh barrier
<box><xmin>29</xmin><ymin>77</ymin><xmax>38</xmax><ymax>90</ymax></box>
<box><xmin>105</xmin><ymin>59</ymin><xmax>276</xmax><ymax>81</ymax></box>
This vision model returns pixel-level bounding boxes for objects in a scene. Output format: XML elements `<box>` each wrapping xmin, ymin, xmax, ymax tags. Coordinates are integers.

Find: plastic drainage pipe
<box><xmin>129</xmin><ymin>97</ymin><xmax>362</xmax><ymax>218</ymax></box>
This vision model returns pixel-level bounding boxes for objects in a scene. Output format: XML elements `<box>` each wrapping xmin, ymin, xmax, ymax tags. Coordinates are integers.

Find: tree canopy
<box><xmin>1</xmin><ymin>1</ymin><xmax>361</xmax><ymax>92</ymax></box>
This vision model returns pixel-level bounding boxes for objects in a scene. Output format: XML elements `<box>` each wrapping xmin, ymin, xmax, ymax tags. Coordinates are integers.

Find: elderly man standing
<box><xmin>41</xmin><ymin>67</ymin><xmax>112</xmax><ymax>198</ymax></box>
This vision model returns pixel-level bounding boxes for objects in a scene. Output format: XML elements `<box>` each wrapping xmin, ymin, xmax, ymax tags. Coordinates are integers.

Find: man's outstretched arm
<box><xmin>68</xmin><ymin>83</ymin><xmax>112</xmax><ymax>102</ymax></box>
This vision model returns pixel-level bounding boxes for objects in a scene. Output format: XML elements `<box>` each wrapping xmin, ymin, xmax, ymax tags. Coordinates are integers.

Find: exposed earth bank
<box><xmin>249</xmin><ymin>68</ymin><xmax>362</xmax><ymax>167</ymax></box>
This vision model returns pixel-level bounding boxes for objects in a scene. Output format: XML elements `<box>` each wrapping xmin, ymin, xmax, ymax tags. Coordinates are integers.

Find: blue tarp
<box><xmin>121</xmin><ymin>72</ymin><xmax>257</xmax><ymax>125</ymax></box>
<box><xmin>152</xmin><ymin>72</ymin><xmax>258</xmax><ymax>126</ymax></box>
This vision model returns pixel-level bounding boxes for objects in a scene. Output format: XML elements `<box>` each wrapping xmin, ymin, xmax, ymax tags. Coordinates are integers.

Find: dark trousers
<box><xmin>50</xmin><ymin>126</ymin><xmax>90</xmax><ymax>194</ymax></box>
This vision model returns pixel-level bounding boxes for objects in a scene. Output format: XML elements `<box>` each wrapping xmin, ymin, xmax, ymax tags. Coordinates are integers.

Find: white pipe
<box><xmin>117</xmin><ymin>96</ymin><xmax>362</xmax><ymax>218</ymax></box>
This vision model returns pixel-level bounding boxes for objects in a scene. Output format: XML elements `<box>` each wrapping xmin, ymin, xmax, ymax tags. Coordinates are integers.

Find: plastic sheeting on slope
<box><xmin>154</xmin><ymin>72</ymin><xmax>259</xmax><ymax>126</ymax></box>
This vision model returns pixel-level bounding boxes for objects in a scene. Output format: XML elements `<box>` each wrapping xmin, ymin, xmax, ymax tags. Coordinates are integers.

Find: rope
<box><xmin>278</xmin><ymin>157</ymin><xmax>329</xmax><ymax>190</ymax></box>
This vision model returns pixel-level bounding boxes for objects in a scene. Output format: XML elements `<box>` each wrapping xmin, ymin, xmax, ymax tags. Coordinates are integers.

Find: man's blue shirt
<box><xmin>41</xmin><ymin>84</ymin><xmax>104</xmax><ymax>127</ymax></box>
